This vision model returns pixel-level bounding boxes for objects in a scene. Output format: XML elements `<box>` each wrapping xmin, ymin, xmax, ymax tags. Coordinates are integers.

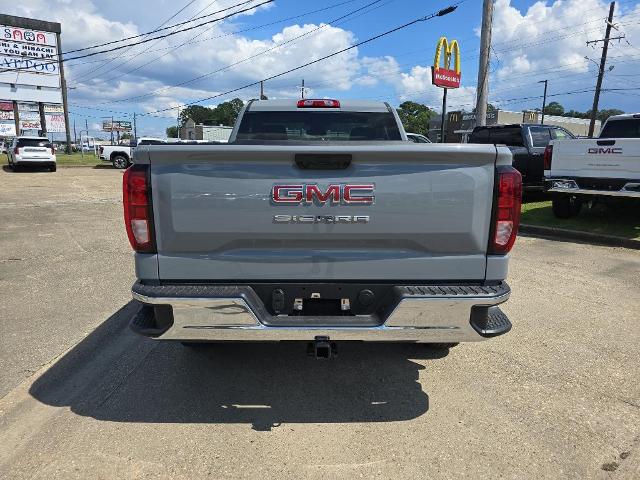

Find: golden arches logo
<box><xmin>431</xmin><ymin>36</ymin><xmax>461</xmax><ymax>89</ymax></box>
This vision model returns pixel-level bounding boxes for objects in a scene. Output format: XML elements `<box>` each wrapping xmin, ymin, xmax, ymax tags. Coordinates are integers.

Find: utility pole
<box><xmin>475</xmin><ymin>0</ymin><xmax>493</xmax><ymax>127</ymax></box>
<box><xmin>56</xmin><ymin>32</ymin><xmax>73</xmax><ymax>154</ymax></box>
<box><xmin>587</xmin><ymin>1</ymin><xmax>623</xmax><ymax>137</ymax></box>
<box><xmin>73</xmin><ymin>118</ymin><xmax>77</xmax><ymax>144</ymax></box>
<box><xmin>539</xmin><ymin>79</ymin><xmax>548</xmax><ymax>124</ymax></box>
<box><xmin>300</xmin><ymin>79</ymin><xmax>305</xmax><ymax>99</ymax></box>
<box><xmin>260</xmin><ymin>81</ymin><xmax>267</xmax><ymax>100</ymax></box>
<box><xmin>110</xmin><ymin>116</ymin><xmax>114</xmax><ymax>144</ymax></box>
<box><xmin>440</xmin><ymin>90</ymin><xmax>448</xmax><ymax>143</ymax></box>
<box><xmin>133</xmin><ymin>112</ymin><xmax>137</xmax><ymax>141</ymax></box>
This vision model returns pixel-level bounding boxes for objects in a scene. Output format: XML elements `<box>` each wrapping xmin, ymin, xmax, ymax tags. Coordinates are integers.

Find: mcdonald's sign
<box><xmin>431</xmin><ymin>36</ymin><xmax>461</xmax><ymax>89</ymax></box>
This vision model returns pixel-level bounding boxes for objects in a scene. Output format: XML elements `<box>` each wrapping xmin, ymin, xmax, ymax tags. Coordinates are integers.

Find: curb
<box><xmin>519</xmin><ymin>224</ymin><xmax>640</xmax><ymax>250</ymax></box>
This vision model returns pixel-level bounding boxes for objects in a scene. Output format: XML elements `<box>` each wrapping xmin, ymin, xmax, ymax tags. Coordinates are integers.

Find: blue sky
<box><xmin>6</xmin><ymin>0</ymin><xmax>640</xmax><ymax>137</ymax></box>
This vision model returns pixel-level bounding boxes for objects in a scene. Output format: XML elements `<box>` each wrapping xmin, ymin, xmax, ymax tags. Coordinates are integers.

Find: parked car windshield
<box><xmin>235</xmin><ymin>111</ymin><xmax>402</xmax><ymax>141</ymax></box>
<box><xmin>468</xmin><ymin>127</ymin><xmax>524</xmax><ymax>147</ymax></box>
<box><xmin>17</xmin><ymin>138</ymin><xmax>52</xmax><ymax>148</ymax></box>
<box><xmin>599</xmin><ymin>118</ymin><xmax>640</xmax><ymax>138</ymax></box>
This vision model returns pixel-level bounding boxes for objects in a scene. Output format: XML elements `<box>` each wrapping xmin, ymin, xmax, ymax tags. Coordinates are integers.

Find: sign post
<box><xmin>431</xmin><ymin>36</ymin><xmax>461</xmax><ymax>143</ymax></box>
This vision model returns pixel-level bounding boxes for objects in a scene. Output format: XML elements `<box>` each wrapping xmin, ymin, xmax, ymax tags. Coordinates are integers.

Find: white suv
<box><xmin>7</xmin><ymin>136</ymin><xmax>57</xmax><ymax>172</ymax></box>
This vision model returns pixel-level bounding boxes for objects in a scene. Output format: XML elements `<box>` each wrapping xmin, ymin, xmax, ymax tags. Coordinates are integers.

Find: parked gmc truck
<box><xmin>125</xmin><ymin>99</ymin><xmax>521</xmax><ymax>357</ymax></box>
<box><xmin>545</xmin><ymin>113</ymin><xmax>640</xmax><ymax>218</ymax></box>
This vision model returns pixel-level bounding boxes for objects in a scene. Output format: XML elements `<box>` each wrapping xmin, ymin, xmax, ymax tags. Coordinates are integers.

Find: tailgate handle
<box><xmin>295</xmin><ymin>154</ymin><xmax>351</xmax><ymax>170</ymax></box>
<box><xmin>596</xmin><ymin>140</ymin><xmax>615</xmax><ymax>146</ymax></box>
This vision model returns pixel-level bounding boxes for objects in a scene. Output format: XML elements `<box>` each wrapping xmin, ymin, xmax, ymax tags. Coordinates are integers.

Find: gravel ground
<box><xmin>0</xmin><ymin>166</ymin><xmax>638</xmax><ymax>479</ymax></box>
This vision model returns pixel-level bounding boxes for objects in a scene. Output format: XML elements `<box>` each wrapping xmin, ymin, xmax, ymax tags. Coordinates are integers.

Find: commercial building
<box><xmin>428</xmin><ymin>109</ymin><xmax>601</xmax><ymax>143</ymax></box>
<box><xmin>179</xmin><ymin>117</ymin><xmax>233</xmax><ymax>142</ymax></box>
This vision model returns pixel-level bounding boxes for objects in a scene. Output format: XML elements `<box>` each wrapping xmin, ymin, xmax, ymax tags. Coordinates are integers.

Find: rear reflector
<box><xmin>297</xmin><ymin>99</ymin><xmax>340</xmax><ymax>108</ymax></box>
<box><xmin>489</xmin><ymin>166</ymin><xmax>522</xmax><ymax>255</ymax></box>
<box><xmin>543</xmin><ymin>144</ymin><xmax>553</xmax><ymax>170</ymax></box>
<box><xmin>123</xmin><ymin>164</ymin><xmax>155</xmax><ymax>253</ymax></box>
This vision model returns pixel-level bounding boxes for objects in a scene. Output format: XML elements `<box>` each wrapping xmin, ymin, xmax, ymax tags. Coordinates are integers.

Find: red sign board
<box><xmin>432</xmin><ymin>67</ymin><xmax>461</xmax><ymax>89</ymax></box>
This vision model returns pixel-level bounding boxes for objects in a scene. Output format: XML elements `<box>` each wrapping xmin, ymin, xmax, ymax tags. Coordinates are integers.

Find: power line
<box><xmin>100</xmin><ymin>0</ymin><xmax>392</xmax><ymax>105</ymax></box>
<box><xmin>141</xmin><ymin>3</ymin><xmax>463</xmax><ymax>116</ymax></box>
<box><xmin>64</xmin><ymin>0</ymin><xmax>257</xmax><ymax>54</ymax></box>
<box><xmin>69</xmin><ymin>0</ymin><xmax>206</xmax><ymax>85</ymax></box>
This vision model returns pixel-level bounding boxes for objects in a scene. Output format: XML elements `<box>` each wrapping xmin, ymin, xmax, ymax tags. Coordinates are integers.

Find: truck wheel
<box><xmin>49</xmin><ymin>163</ymin><xmax>57</xmax><ymax>172</ymax></box>
<box><xmin>112</xmin><ymin>155</ymin><xmax>129</xmax><ymax>169</ymax></box>
<box><xmin>552</xmin><ymin>195</ymin><xmax>582</xmax><ymax>219</ymax></box>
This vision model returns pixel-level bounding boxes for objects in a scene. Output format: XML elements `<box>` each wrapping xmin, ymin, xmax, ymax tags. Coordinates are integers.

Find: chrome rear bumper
<box><xmin>546</xmin><ymin>179</ymin><xmax>640</xmax><ymax>198</ymax></box>
<box><xmin>131</xmin><ymin>282</ymin><xmax>512</xmax><ymax>343</ymax></box>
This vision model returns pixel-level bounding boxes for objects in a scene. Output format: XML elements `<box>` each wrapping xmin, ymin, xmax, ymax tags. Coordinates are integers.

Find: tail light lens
<box><xmin>543</xmin><ymin>144</ymin><xmax>553</xmax><ymax>170</ymax></box>
<box><xmin>99</xmin><ymin>146</ymin><xmax>104</xmax><ymax>154</ymax></box>
<box><xmin>297</xmin><ymin>99</ymin><xmax>340</xmax><ymax>108</ymax></box>
<box><xmin>489</xmin><ymin>166</ymin><xmax>522</xmax><ymax>255</ymax></box>
<box><xmin>14</xmin><ymin>147</ymin><xmax>19</xmax><ymax>155</ymax></box>
<box><xmin>123</xmin><ymin>164</ymin><xmax>155</xmax><ymax>253</ymax></box>
<box><xmin>50</xmin><ymin>147</ymin><xmax>55</xmax><ymax>155</ymax></box>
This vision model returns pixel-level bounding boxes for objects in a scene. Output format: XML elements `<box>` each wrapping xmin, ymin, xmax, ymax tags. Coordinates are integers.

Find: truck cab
<box><xmin>469</xmin><ymin>123</ymin><xmax>574</xmax><ymax>190</ymax></box>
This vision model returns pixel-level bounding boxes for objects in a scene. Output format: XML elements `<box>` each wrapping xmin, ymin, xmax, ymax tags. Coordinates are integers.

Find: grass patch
<box><xmin>56</xmin><ymin>152</ymin><xmax>105</xmax><ymax>166</ymax></box>
<box><xmin>521</xmin><ymin>197</ymin><xmax>640</xmax><ymax>240</ymax></box>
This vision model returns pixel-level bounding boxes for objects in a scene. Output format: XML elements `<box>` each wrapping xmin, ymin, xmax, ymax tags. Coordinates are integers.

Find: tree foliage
<box><xmin>396</xmin><ymin>101</ymin><xmax>436</xmax><ymax>136</ymax></box>
<box><xmin>179</xmin><ymin>98</ymin><xmax>245</xmax><ymax>128</ymax></box>
<box><xmin>166</xmin><ymin>126</ymin><xmax>178</xmax><ymax>138</ymax></box>
<box><xmin>543</xmin><ymin>101</ymin><xmax>564</xmax><ymax>116</ymax></box>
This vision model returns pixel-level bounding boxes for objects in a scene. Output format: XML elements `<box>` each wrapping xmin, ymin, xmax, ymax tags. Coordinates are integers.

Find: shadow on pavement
<box><xmin>30</xmin><ymin>302</ymin><xmax>445</xmax><ymax>430</ymax></box>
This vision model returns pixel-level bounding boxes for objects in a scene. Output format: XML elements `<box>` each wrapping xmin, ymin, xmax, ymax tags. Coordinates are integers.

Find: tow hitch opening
<box><xmin>308</xmin><ymin>336</ymin><xmax>337</xmax><ymax>359</ymax></box>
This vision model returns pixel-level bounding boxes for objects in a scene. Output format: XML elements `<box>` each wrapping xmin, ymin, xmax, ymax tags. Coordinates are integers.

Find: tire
<box><xmin>112</xmin><ymin>155</ymin><xmax>129</xmax><ymax>169</ymax></box>
<box><xmin>552</xmin><ymin>195</ymin><xmax>582</xmax><ymax>219</ymax></box>
<box><xmin>49</xmin><ymin>163</ymin><xmax>57</xmax><ymax>172</ymax></box>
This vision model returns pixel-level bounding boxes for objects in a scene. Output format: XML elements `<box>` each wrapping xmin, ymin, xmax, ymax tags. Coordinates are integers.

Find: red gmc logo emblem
<box><xmin>272</xmin><ymin>184</ymin><xmax>375</xmax><ymax>205</ymax></box>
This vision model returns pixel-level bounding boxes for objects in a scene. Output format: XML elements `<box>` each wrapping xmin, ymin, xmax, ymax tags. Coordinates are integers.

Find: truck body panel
<box><xmin>147</xmin><ymin>144</ymin><xmax>498</xmax><ymax>281</ymax></box>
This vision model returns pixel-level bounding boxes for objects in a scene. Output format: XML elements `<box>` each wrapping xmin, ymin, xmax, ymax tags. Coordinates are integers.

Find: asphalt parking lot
<box><xmin>0</xmin><ymin>166</ymin><xmax>639</xmax><ymax>479</ymax></box>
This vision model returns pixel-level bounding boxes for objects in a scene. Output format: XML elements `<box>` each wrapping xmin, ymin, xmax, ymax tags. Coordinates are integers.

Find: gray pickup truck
<box><xmin>124</xmin><ymin>99</ymin><xmax>521</xmax><ymax>357</ymax></box>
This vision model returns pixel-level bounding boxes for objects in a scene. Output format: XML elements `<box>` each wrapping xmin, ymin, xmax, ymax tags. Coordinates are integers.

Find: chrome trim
<box><xmin>547</xmin><ymin>186</ymin><xmax>640</xmax><ymax>198</ymax></box>
<box><xmin>132</xmin><ymin>287</ymin><xmax>510</xmax><ymax>343</ymax></box>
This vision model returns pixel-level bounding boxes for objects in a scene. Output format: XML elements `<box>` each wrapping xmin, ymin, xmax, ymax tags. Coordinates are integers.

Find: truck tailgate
<box><xmin>551</xmin><ymin>138</ymin><xmax>640</xmax><ymax>178</ymax></box>
<box><xmin>146</xmin><ymin>144</ymin><xmax>498</xmax><ymax>281</ymax></box>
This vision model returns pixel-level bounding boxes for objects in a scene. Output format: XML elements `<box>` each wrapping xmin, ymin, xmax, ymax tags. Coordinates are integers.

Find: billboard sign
<box><xmin>0</xmin><ymin>121</ymin><xmax>16</xmax><ymax>136</ymax></box>
<box><xmin>103</xmin><ymin>120</ymin><xmax>132</xmax><ymax>132</ymax></box>
<box><xmin>0</xmin><ymin>25</ymin><xmax>60</xmax><ymax>89</ymax></box>
<box><xmin>431</xmin><ymin>36</ymin><xmax>461</xmax><ymax>89</ymax></box>
<box><xmin>46</xmin><ymin>113</ymin><xmax>65</xmax><ymax>132</ymax></box>
<box><xmin>20</xmin><ymin>118</ymin><xmax>41</xmax><ymax>130</ymax></box>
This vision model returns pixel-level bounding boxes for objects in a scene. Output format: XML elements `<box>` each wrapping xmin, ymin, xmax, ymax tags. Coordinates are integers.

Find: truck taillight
<box><xmin>543</xmin><ymin>144</ymin><xmax>553</xmax><ymax>170</ymax></box>
<box><xmin>14</xmin><ymin>147</ymin><xmax>19</xmax><ymax>155</ymax></box>
<box><xmin>489</xmin><ymin>166</ymin><xmax>522</xmax><ymax>255</ymax></box>
<box><xmin>297</xmin><ymin>99</ymin><xmax>340</xmax><ymax>108</ymax></box>
<box><xmin>99</xmin><ymin>146</ymin><xmax>104</xmax><ymax>154</ymax></box>
<box><xmin>123</xmin><ymin>164</ymin><xmax>155</xmax><ymax>253</ymax></box>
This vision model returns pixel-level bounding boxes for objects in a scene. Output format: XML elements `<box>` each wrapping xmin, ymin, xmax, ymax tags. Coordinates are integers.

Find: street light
<box><xmin>538</xmin><ymin>79</ymin><xmax>548</xmax><ymax>125</ymax></box>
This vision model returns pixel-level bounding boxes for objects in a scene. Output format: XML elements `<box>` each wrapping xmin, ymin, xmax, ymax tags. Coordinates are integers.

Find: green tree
<box><xmin>166</xmin><ymin>126</ymin><xmax>178</xmax><ymax>138</ymax></box>
<box><xmin>179</xmin><ymin>105</ymin><xmax>216</xmax><ymax>127</ymax></box>
<box><xmin>543</xmin><ymin>101</ymin><xmax>564</xmax><ymax>116</ymax></box>
<box><xmin>121</xmin><ymin>132</ymin><xmax>132</xmax><ymax>140</ymax></box>
<box><xmin>596</xmin><ymin>108</ymin><xmax>624</xmax><ymax>122</ymax></box>
<box><xmin>396</xmin><ymin>101</ymin><xmax>436</xmax><ymax>136</ymax></box>
<box><xmin>209</xmin><ymin>98</ymin><xmax>244</xmax><ymax>126</ymax></box>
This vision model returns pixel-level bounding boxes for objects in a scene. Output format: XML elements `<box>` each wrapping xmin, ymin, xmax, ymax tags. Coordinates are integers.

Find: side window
<box><xmin>529</xmin><ymin>126</ymin><xmax>552</xmax><ymax>147</ymax></box>
<box><xmin>551</xmin><ymin>128</ymin><xmax>571</xmax><ymax>140</ymax></box>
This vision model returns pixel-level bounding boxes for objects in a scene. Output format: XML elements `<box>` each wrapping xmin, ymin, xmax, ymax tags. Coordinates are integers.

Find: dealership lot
<box><xmin>0</xmin><ymin>167</ymin><xmax>639</xmax><ymax>479</ymax></box>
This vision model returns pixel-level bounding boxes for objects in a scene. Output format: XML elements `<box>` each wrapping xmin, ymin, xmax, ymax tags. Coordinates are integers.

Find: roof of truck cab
<box><xmin>246</xmin><ymin>99</ymin><xmax>392</xmax><ymax>112</ymax></box>
<box><xmin>605</xmin><ymin>113</ymin><xmax>640</xmax><ymax>121</ymax></box>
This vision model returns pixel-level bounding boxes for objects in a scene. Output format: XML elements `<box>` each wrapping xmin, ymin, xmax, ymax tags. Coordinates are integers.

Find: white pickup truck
<box><xmin>99</xmin><ymin>137</ymin><xmax>166</xmax><ymax>169</ymax></box>
<box><xmin>545</xmin><ymin>113</ymin><xmax>640</xmax><ymax>218</ymax></box>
